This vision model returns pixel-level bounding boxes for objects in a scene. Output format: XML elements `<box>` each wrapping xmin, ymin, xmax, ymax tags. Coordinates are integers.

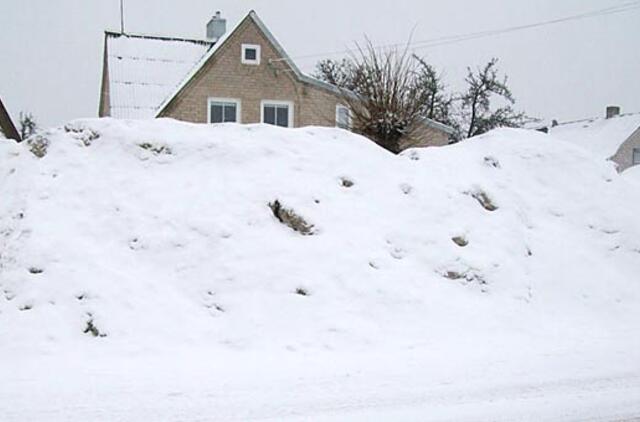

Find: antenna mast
<box><xmin>119</xmin><ymin>0</ymin><xmax>125</xmax><ymax>33</ymax></box>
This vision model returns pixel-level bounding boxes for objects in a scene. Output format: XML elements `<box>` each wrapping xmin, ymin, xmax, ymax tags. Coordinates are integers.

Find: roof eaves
<box><xmin>421</xmin><ymin>117</ymin><xmax>455</xmax><ymax>135</ymax></box>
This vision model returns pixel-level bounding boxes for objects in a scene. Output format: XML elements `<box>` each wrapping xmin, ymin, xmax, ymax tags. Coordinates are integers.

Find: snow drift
<box><xmin>1</xmin><ymin>119</ymin><xmax>639</xmax><ymax>358</ymax></box>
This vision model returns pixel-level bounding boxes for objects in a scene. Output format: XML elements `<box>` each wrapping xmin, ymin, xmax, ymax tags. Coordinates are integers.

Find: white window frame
<box><xmin>260</xmin><ymin>100</ymin><xmax>294</xmax><ymax>128</ymax></box>
<box><xmin>633</xmin><ymin>147</ymin><xmax>640</xmax><ymax>165</ymax></box>
<box><xmin>335</xmin><ymin>104</ymin><xmax>351</xmax><ymax>130</ymax></box>
<box><xmin>207</xmin><ymin>97</ymin><xmax>241</xmax><ymax>124</ymax></box>
<box><xmin>241</xmin><ymin>44</ymin><xmax>261</xmax><ymax>65</ymax></box>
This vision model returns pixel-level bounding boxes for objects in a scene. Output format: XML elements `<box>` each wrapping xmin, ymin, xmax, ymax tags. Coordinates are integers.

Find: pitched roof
<box><xmin>154</xmin><ymin>11</ymin><xmax>341</xmax><ymax>117</ymax></box>
<box><xmin>0</xmin><ymin>97</ymin><xmax>21</xmax><ymax>142</ymax></box>
<box><xmin>549</xmin><ymin>113</ymin><xmax>640</xmax><ymax>159</ymax></box>
<box><xmin>102</xmin><ymin>11</ymin><xmax>455</xmax><ymax>136</ymax></box>
<box><xmin>104</xmin><ymin>31</ymin><xmax>213</xmax><ymax>119</ymax></box>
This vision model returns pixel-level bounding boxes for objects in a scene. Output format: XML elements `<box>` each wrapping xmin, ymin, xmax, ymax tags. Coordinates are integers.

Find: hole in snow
<box><xmin>28</xmin><ymin>267</ymin><xmax>44</xmax><ymax>275</ymax></box>
<box><xmin>452</xmin><ymin>236</ymin><xmax>468</xmax><ymax>247</ymax></box>
<box><xmin>294</xmin><ymin>287</ymin><xmax>310</xmax><ymax>296</ymax></box>
<box><xmin>400</xmin><ymin>183</ymin><xmax>412</xmax><ymax>195</ymax></box>
<box><xmin>340</xmin><ymin>177</ymin><xmax>354</xmax><ymax>188</ymax></box>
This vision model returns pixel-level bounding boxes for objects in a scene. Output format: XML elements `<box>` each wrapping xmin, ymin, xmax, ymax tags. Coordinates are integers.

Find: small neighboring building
<box><xmin>0</xmin><ymin>97</ymin><xmax>21</xmax><ymax>142</ymax></box>
<box><xmin>99</xmin><ymin>10</ymin><xmax>453</xmax><ymax>149</ymax></box>
<box><xmin>547</xmin><ymin>106</ymin><xmax>640</xmax><ymax>172</ymax></box>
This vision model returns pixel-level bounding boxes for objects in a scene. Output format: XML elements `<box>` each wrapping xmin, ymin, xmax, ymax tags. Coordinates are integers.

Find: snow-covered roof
<box><xmin>105</xmin><ymin>32</ymin><xmax>213</xmax><ymax>119</ymax></box>
<box><xmin>549</xmin><ymin>113</ymin><xmax>640</xmax><ymax>159</ymax></box>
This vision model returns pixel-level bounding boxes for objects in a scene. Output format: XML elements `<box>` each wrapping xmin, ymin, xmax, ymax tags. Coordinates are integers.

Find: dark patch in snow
<box><xmin>205</xmin><ymin>303</ymin><xmax>225</xmax><ymax>312</ymax></box>
<box><xmin>466</xmin><ymin>190</ymin><xmax>498</xmax><ymax>212</ymax></box>
<box><xmin>27</xmin><ymin>135</ymin><xmax>50</xmax><ymax>158</ymax></box>
<box><xmin>84</xmin><ymin>316</ymin><xmax>107</xmax><ymax>338</ymax></box>
<box><xmin>28</xmin><ymin>267</ymin><xmax>44</xmax><ymax>274</ymax></box>
<box><xmin>138</xmin><ymin>142</ymin><xmax>172</xmax><ymax>155</ymax></box>
<box><xmin>452</xmin><ymin>236</ymin><xmax>468</xmax><ymax>247</ymax></box>
<box><xmin>268</xmin><ymin>200</ymin><xmax>315</xmax><ymax>235</ymax></box>
<box><xmin>400</xmin><ymin>183</ymin><xmax>412</xmax><ymax>195</ymax></box>
<box><xmin>483</xmin><ymin>156</ymin><xmax>501</xmax><ymax>168</ymax></box>
<box><xmin>128</xmin><ymin>238</ymin><xmax>145</xmax><ymax>251</ymax></box>
<box><xmin>294</xmin><ymin>287</ymin><xmax>310</xmax><ymax>296</ymax></box>
<box><xmin>443</xmin><ymin>269</ymin><xmax>488</xmax><ymax>291</ymax></box>
<box><xmin>19</xmin><ymin>304</ymin><xmax>33</xmax><ymax>311</ymax></box>
<box><xmin>407</xmin><ymin>151</ymin><xmax>420</xmax><ymax>161</ymax></box>
<box><xmin>340</xmin><ymin>178</ymin><xmax>354</xmax><ymax>188</ymax></box>
<box><xmin>64</xmin><ymin>123</ymin><xmax>100</xmax><ymax>146</ymax></box>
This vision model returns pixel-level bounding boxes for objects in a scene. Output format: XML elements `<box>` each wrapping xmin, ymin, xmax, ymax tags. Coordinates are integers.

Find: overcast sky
<box><xmin>1</xmin><ymin>0</ymin><xmax>638</xmax><ymax>128</ymax></box>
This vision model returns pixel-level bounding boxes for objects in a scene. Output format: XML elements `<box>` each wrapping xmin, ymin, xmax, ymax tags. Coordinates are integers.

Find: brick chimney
<box><xmin>606</xmin><ymin>105</ymin><xmax>621</xmax><ymax>119</ymax></box>
<box><xmin>206</xmin><ymin>11</ymin><xmax>226</xmax><ymax>41</ymax></box>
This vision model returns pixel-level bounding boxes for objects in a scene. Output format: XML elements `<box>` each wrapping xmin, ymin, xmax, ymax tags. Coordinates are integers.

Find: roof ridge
<box><xmin>555</xmin><ymin>111</ymin><xmax>640</xmax><ymax>128</ymax></box>
<box><xmin>105</xmin><ymin>30</ymin><xmax>213</xmax><ymax>45</ymax></box>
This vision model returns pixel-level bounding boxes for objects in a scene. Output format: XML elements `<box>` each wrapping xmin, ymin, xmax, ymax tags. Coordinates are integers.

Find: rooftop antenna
<box><xmin>119</xmin><ymin>0</ymin><xmax>125</xmax><ymax>34</ymax></box>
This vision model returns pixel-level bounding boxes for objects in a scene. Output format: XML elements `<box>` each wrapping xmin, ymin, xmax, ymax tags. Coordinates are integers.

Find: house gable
<box><xmin>156</xmin><ymin>11</ymin><xmax>342</xmax><ymax>127</ymax></box>
<box><xmin>611</xmin><ymin>126</ymin><xmax>640</xmax><ymax>171</ymax></box>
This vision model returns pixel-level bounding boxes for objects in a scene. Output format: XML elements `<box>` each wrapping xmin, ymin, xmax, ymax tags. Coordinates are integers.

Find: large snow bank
<box><xmin>1</xmin><ymin>119</ymin><xmax>639</xmax><ymax>356</ymax></box>
<box><xmin>2</xmin><ymin>119</ymin><xmax>640</xmax><ymax>420</ymax></box>
<box><xmin>623</xmin><ymin>165</ymin><xmax>640</xmax><ymax>183</ymax></box>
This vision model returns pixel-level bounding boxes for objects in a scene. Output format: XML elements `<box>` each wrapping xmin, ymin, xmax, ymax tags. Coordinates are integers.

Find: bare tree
<box><xmin>459</xmin><ymin>58</ymin><xmax>525</xmax><ymax>139</ymax></box>
<box><xmin>19</xmin><ymin>112</ymin><xmax>37</xmax><ymax>140</ymax></box>
<box><xmin>316</xmin><ymin>49</ymin><xmax>528</xmax><ymax>147</ymax></box>
<box><xmin>314</xmin><ymin>58</ymin><xmax>361</xmax><ymax>92</ymax></box>
<box><xmin>315</xmin><ymin>41</ymin><xmax>434</xmax><ymax>154</ymax></box>
<box><xmin>413</xmin><ymin>55</ymin><xmax>454</xmax><ymax>126</ymax></box>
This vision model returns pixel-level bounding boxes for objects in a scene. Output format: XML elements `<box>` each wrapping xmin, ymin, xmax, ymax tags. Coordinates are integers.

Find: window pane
<box><xmin>210</xmin><ymin>104</ymin><xmax>223</xmax><ymax>123</ymax></box>
<box><xmin>245</xmin><ymin>48</ymin><xmax>257</xmax><ymax>61</ymax></box>
<box><xmin>337</xmin><ymin>107</ymin><xmax>349</xmax><ymax>129</ymax></box>
<box><xmin>264</xmin><ymin>106</ymin><xmax>276</xmax><ymax>125</ymax></box>
<box><xmin>276</xmin><ymin>106</ymin><xmax>289</xmax><ymax>127</ymax></box>
<box><xmin>633</xmin><ymin>148</ymin><xmax>640</xmax><ymax>164</ymax></box>
<box><xmin>223</xmin><ymin>104</ymin><xmax>237</xmax><ymax>122</ymax></box>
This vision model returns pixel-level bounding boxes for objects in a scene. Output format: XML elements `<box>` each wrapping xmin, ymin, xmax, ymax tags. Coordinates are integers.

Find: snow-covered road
<box><xmin>3</xmin><ymin>348</ymin><xmax>640</xmax><ymax>421</ymax></box>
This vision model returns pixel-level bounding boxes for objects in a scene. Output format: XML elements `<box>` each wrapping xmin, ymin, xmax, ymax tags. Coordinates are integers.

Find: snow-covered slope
<box><xmin>623</xmin><ymin>164</ymin><xmax>640</xmax><ymax>184</ymax></box>
<box><xmin>1</xmin><ymin>120</ymin><xmax>640</xmax><ymax>420</ymax></box>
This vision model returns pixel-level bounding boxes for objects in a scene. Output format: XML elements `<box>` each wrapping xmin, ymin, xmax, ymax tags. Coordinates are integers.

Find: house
<box><xmin>98</xmin><ymin>10</ymin><xmax>454</xmax><ymax>149</ymax></box>
<box><xmin>546</xmin><ymin>106</ymin><xmax>640</xmax><ymax>172</ymax></box>
<box><xmin>0</xmin><ymin>97</ymin><xmax>21</xmax><ymax>142</ymax></box>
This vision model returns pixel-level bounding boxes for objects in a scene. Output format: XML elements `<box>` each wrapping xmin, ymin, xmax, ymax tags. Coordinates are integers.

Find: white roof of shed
<box><xmin>105</xmin><ymin>32</ymin><xmax>213</xmax><ymax>119</ymax></box>
<box><xmin>549</xmin><ymin>113</ymin><xmax>640</xmax><ymax>159</ymax></box>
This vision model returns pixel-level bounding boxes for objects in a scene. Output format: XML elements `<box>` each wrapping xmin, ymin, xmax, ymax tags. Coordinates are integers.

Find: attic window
<box><xmin>633</xmin><ymin>148</ymin><xmax>640</xmax><ymax>165</ymax></box>
<box><xmin>242</xmin><ymin>44</ymin><xmax>261</xmax><ymax>65</ymax></box>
